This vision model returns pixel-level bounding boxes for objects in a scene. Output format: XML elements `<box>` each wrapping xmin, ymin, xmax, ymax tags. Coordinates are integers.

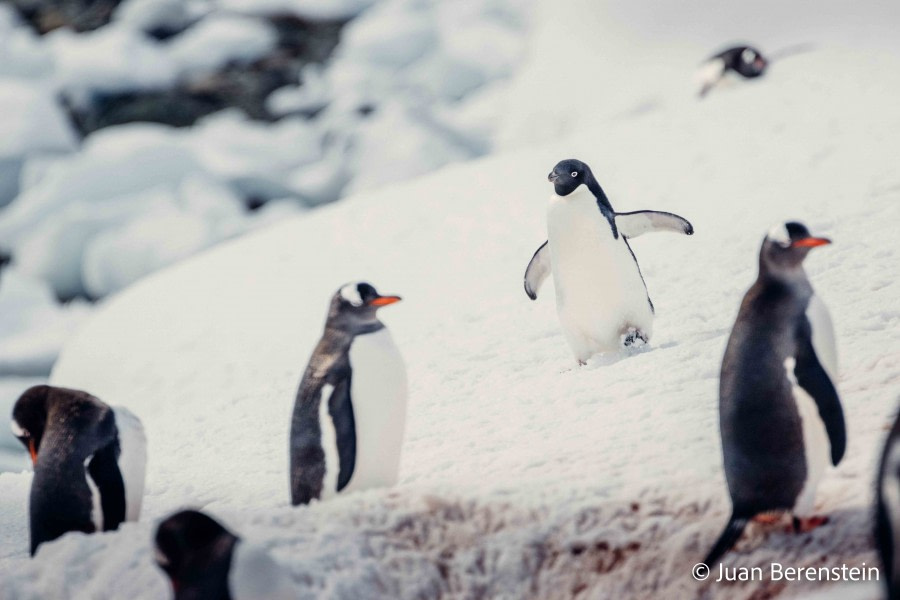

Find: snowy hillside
<box><xmin>2</xmin><ymin>0</ymin><xmax>900</xmax><ymax>598</ymax></box>
<box><xmin>0</xmin><ymin>0</ymin><xmax>533</xmax><ymax>469</ymax></box>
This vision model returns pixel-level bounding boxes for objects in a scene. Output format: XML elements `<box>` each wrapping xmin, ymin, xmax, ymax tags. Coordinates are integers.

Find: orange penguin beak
<box><xmin>28</xmin><ymin>439</ymin><xmax>37</xmax><ymax>465</ymax></box>
<box><xmin>791</xmin><ymin>237</ymin><xmax>831</xmax><ymax>248</ymax></box>
<box><xmin>369</xmin><ymin>295</ymin><xmax>402</xmax><ymax>306</ymax></box>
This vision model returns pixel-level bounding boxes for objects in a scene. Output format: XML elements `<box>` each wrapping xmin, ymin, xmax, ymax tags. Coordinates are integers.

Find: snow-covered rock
<box><xmin>47</xmin><ymin>27</ymin><xmax>178</xmax><ymax>95</ymax></box>
<box><xmin>0</xmin><ymin>0</ymin><xmax>533</xmax><ymax>305</ymax></box>
<box><xmin>0</xmin><ymin>269</ymin><xmax>89</xmax><ymax>375</ymax></box>
<box><xmin>0</xmin><ymin>80</ymin><xmax>77</xmax><ymax>207</ymax></box>
<box><xmin>164</xmin><ymin>14</ymin><xmax>278</xmax><ymax>75</ymax></box>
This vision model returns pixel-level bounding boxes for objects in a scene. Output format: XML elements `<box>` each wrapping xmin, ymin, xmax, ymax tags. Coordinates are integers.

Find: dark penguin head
<box><xmin>11</xmin><ymin>386</ymin><xmax>115</xmax><ymax>466</ymax></box>
<box><xmin>155</xmin><ymin>510</ymin><xmax>239</xmax><ymax>600</ymax></box>
<box><xmin>326</xmin><ymin>282</ymin><xmax>401</xmax><ymax>335</ymax></box>
<box><xmin>759</xmin><ymin>221</ymin><xmax>831</xmax><ymax>279</ymax></box>
<box><xmin>726</xmin><ymin>45</ymin><xmax>767</xmax><ymax>78</ymax></box>
<box><xmin>548</xmin><ymin>159</ymin><xmax>592</xmax><ymax>197</ymax></box>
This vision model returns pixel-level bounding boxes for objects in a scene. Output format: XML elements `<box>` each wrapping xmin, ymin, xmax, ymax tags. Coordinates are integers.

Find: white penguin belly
<box><xmin>785</xmin><ymin>358</ymin><xmax>831</xmax><ymax>517</ymax></box>
<box><xmin>112</xmin><ymin>406</ymin><xmax>147</xmax><ymax>522</ymax></box>
<box><xmin>317</xmin><ymin>384</ymin><xmax>340</xmax><ymax>500</ymax></box>
<box><xmin>84</xmin><ymin>459</ymin><xmax>103</xmax><ymax>531</ymax></box>
<box><xmin>806</xmin><ymin>294</ymin><xmax>838</xmax><ymax>381</ymax></box>
<box><xmin>547</xmin><ymin>189</ymin><xmax>653</xmax><ymax>359</ymax></box>
<box><xmin>343</xmin><ymin>328</ymin><xmax>407</xmax><ymax>493</ymax></box>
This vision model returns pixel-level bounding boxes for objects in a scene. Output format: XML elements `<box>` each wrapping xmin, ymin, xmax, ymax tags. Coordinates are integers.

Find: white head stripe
<box><xmin>154</xmin><ymin>548</ymin><xmax>170</xmax><ymax>566</ymax></box>
<box><xmin>766</xmin><ymin>223</ymin><xmax>792</xmax><ymax>247</ymax></box>
<box><xmin>742</xmin><ymin>48</ymin><xmax>756</xmax><ymax>63</ymax></box>
<box><xmin>339</xmin><ymin>284</ymin><xmax>364</xmax><ymax>306</ymax></box>
<box><xmin>10</xmin><ymin>420</ymin><xmax>25</xmax><ymax>437</ymax></box>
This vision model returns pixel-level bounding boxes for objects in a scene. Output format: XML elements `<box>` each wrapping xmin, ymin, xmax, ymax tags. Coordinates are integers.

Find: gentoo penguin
<box><xmin>703</xmin><ymin>221</ymin><xmax>845</xmax><ymax>566</ymax></box>
<box><xmin>877</xmin><ymin>412</ymin><xmax>900</xmax><ymax>598</ymax></box>
<box><xmin>523</xmin><ymin>159</ymin><xmax>694</xmax><ymax>365</ymax></box>
<box><xmin>290</xmin><ymin>281</ymin><xmax>407</xmax><ymax>505</ymax></box>
<box><xmin>155</xmin><ymin>510</ymin><xmax>294</xmax><ymax>600</ymax></box>
<box><xmin>696</xmin><ymin>45</ymin><xmax>767</xmax><ymax>98</ymax></box>
<box><xmin>11</xmin><ymin>384</ymin><xmax>147</xmax><ymax>555</ymax></box>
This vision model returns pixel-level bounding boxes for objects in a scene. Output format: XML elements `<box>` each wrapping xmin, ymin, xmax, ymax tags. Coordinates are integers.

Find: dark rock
<box><xmin>9</xmin><ymin>0</ymin><xmax>123</xmax><ymax>34</ymax></box>
<box><xmin>60</xmin><ymin>13</ymin><xmax>347</xmax><ymax>137</ymax></box>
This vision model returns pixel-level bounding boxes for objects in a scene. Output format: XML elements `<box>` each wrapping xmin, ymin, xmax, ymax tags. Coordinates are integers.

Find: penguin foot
<box><xmin>622</xmin><ymin>328</ymin><xmax>649</xmax><ymax>347</ymax></box>
<box><xmin>752</xmin><ymin>512</ymin><xmax>784</xmax><ymax>525</ymax></box>
<box><xmin>791</xmin><ymin>515</ymin><xmax>829</xmax><ymax>533</ymax></box>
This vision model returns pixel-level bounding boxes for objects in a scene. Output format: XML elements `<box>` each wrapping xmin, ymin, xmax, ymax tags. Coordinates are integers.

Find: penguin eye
<box><xmin>571</xmin><ymin>171</ymin><xmax>578</xmax><ymax>177</ymax></box>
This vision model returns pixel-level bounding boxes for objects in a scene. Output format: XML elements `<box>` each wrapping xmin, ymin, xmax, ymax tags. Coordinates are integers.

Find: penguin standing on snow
<box><xmin>696</xmin><ymin>45</ymin><xmax>768</xmax><ymax>98</ymax></box>
<box><xmin>876</xmin><ymin>412</ymin><xmax>900</xmax><ymax>598</ymax></box>
<box><xmin>523</xmin><ymin>159</ymin><xmax>694</xmax><ymax>365</ymax></box>
<box><xmin>704</xmin><ymin>222</ymin><xmax>845</xmax><ymax>566</ymax></box>
<box><xmin>155</xmin><ymin>510</ymin><xmax>294</xmax><ymax>600</ymax></box>
<box><xmin>290</xmin><ymin>282</ymin><xmax>407</xmax><ymax>506</ymax></box>
<box><xmin>11</xmin><ymin>385</ymin><xmax>147</xmax><ymax>555</ymax></box>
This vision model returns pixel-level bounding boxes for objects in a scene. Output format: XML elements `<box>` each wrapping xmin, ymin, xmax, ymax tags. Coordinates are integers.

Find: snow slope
<box><xmin>2</xmin><ymin>1</ymin><xmax>900</xmax><ymax>599</ymax></box>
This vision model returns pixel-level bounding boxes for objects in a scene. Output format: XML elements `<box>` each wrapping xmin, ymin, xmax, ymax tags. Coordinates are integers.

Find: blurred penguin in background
<box><xmin>697</xmin><ymin>45</ymin><xmax>768</xmax><ymax>98</ymax></box>
<box><xmin>11</xmin><ymin>385</ymin><xmax>146</xmax><ymax>555</ymax></box>
<box><xmin>155</xmin><ymin>509</ymin><xmax>294</xmax><ymax>600</ymax></box>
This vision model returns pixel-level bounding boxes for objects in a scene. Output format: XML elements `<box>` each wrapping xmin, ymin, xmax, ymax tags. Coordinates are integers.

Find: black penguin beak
<box><xmin>791</xmin><ymin>237</ymin><xmax>831</xmax><ymax>248</ymax></box>
<box><xmin>369</xmin><ymin>295</ymin><xmax>401</xmax><ymax>306</ymax></box>
<box><xmin>548</xmin><ymin>172</ymin><xmax>559</xmax><ymax>183</ymax></box>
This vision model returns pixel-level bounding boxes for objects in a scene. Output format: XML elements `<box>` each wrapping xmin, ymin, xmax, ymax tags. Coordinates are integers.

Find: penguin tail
<box><xmin>702</xmin><ymin>513</ymin><xmax>749</xmax><ymax>567</ymax></box>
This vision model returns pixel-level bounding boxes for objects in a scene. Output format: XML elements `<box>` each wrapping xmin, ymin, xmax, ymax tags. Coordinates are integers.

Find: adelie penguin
<box><xmin>155</xmin><ymin>509</ymin><xmax>294</xmax><ymax>600</ymax></box>
<box><xmin>696</xmin><ymin>45</ymin><xmax>767</xmax><ymax>98</ymax></box>
<box><xmin>290</xmin><ymin>281</ymin><xmax>407</xmax><ymax>505</ymax></box>
<box><xmin>704</xmin><ymin>222</ymin><xmax>845</xmax><ymax>566</ymax></box>
<box><xmin>523</xmin><ymin>159</ymin><xmax>694</xmax><ymax>365</ymax></box>
<box><xmin>11</xmin><ymin>385</ymin><xmax>147</xmax><ymax>555</ymax></box>
<box><xmin>876</xmin><ymin>412</ymin><xmax>900</xmax><ymax>599</ymax></box>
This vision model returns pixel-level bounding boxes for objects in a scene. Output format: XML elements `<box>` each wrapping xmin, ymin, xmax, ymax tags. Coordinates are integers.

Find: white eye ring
<box><xmin>571</xmin><ymin>171</ymin><xmax>578</xmax><ymax>177</ymax></box>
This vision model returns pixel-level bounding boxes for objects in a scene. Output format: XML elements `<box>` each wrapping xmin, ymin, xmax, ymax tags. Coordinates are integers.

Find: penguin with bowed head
<box><xmin>876</xmin><ymin>412</ymin><xmax>900</xmax><ymax>599</ymax></box>
<box><xmin>523</xmin><ymin>158</ymin><xmax>694</xmax><ymax>365</ymax></box>
<box><xmin>154</xmin><ymin>509</ymin><xmax>294</xmax><ymax>600</ymax></box>
<box><xmin>11</xmin><ymin>384</ymin><xmax>146</xmax><ymax>555</ymax></box>
<box><xmin>290</xmin><ymin>281</ymin><xmax>407</xmax><ymax>505</ymax></box>
<box><xmin>696</xmin><ymin>45</ymin><xmax>767</xmax><ymax>98</ymax></box>
<box><xmin>703</xmin><ymin>221</ymin><xmax>845</xmax><ymax>566</ymax></box>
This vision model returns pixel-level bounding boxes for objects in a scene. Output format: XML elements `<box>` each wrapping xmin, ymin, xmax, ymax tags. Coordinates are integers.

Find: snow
<box><xmin>0</xmin><ymin>81</ymin><xmax>77</xmax><ymax>207</ymax></box>
<box><xmin>1</xmin><ymin>0</ymin><xmax>899</xmax><ymax>598</ymax></box>
<box><xmin>217</xmin><ymin>0</ymin><xmax>376</xmax><ymax>21</ymax></box>
<box><xmin>164</xmin><ymin>15</ymin><xmax>278</xmax><ymax>74</ymax></box>
<box><xmin>0</xmin><ymin>0</ymin><xmax>532</xmax><ymax>302</ymax></box>
<box><xmin>0</xmin><ymin>270</ymin><xmax>90</xmax><ymax>376</ymax></box>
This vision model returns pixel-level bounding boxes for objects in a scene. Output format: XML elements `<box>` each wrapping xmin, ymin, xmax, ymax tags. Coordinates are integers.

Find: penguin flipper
<box><xmin>614</xmin><ymin>211</ymin><xmax>694</xmax><ymax>239</ymax></box>
<box><xmin>703</xmin><ymin>513</ymin><xmax>749</xmax><ymax>566</ymax></box>
<box><xmin>524</xmin><ymin>241</ymin><xmax>551</xmax><ymax>300</ymax></box>
<box><xmin>794</xmin><ymin>318</ymin><xmax>846</xmax><ymax>465</ymax></box>
<box><xmin>328</xmin><ymin>376</ymin><xmax>356</xmax><ymax>492</ymax></box>
<box><xmin>290</xmin><ymin>379</ymin><xmax>328</xmax><ymax>505</ymax></box>
<box><xmin>87</xmin><ymin>441</ymin><xmax>127</xmax><ymax>531</ymax></box>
